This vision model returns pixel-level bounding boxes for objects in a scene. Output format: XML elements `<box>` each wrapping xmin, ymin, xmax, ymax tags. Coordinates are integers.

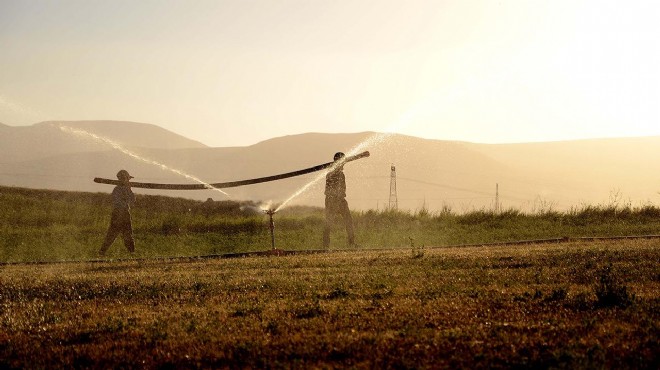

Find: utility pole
<box><xmin>495</xmin><ymin>183</ymin><xmax>500</xmax><ymax>214</ymax></box>
<box><xmin>389</xmin><ymin>164</ymin><xmax>398</xmax><ymax>210</ymax></box>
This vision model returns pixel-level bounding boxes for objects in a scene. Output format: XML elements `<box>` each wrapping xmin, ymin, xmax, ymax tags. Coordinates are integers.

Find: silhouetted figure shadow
<box><xmin>100</xmin><ymin>170</ymin><xmax>136</xmax><ymax>256</ymax></box>
<box><xmin>323</xmin><ymin>152</ymin><xmax>355</xmax><ymax>249</ymax></box>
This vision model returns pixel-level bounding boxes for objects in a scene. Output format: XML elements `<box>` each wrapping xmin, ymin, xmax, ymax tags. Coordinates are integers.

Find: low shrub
<box><xmin>594</xmin><ymin>263</ymin><xmax>634</xmax><ymax>308</ymax></box>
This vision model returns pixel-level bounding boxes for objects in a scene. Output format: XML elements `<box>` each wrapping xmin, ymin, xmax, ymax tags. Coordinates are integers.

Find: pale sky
<box><xmin>1</xmin><ymin>0</ymin><xmax>658</xmax><ymax>147</ymax></box>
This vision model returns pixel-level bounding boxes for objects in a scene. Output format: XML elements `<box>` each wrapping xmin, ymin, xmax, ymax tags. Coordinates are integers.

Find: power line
<box><xmin>397</xmin><ymin>176</ymin><xmax>492</xmax><ymax>196</ymax></box>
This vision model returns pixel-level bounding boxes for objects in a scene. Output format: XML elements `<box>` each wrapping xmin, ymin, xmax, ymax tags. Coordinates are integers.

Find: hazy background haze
<box><xmin>1</xmin><ymin>0</ymin><xmax>658</xmax><ymax>147</ymax></box>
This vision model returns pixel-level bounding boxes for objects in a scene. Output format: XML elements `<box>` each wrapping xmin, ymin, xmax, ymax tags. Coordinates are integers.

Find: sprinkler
<box><xmin>264</xmin><ymin>209</ymin><xmax>276</xmax><ymax>251</ymax></box>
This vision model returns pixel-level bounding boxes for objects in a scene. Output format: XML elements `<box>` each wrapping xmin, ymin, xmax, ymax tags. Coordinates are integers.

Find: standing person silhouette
<box><xmin>323</xmin><ymin>152</ymin><xmax>355</xmax><ymax>249</ymax></box>
<box><xmin>100</xmin><ymin>169</ymin><xmax>136</xmax><ymax>256</ymax></box>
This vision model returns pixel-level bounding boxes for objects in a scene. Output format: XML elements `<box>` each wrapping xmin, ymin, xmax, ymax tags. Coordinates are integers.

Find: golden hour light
<box><xmin>1</xmin><ymin>1</ymin><xmax>658</xmax><ymax>368</ymax></box>
<box><xmin>1</xmin><ymin>0</ymin><xmax>658</xmax><ymax>146</ymax></box>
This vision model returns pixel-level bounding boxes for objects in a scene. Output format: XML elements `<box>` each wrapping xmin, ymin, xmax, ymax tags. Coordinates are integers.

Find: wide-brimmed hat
<box><xmin>116</xmin><ymin>169</ymin><xmax>134</xmax><ymax>181</ymax></box>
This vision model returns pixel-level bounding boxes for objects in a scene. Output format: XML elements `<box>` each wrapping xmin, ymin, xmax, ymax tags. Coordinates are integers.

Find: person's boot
<box><xmin>98</xmin><ymin>243</ymin><xmax>109</xmax><ymax>257</ymax></box>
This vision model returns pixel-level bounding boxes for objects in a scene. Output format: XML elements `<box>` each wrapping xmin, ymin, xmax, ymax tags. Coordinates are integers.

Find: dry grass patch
<box><xmin>1</xmin><ymin>240</ymin><xmax>658</xmax><ymax>368</ymax></box>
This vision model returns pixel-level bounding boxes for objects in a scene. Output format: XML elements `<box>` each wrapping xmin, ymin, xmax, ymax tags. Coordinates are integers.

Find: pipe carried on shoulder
<box><xmin>93</xmin><ymin>151</ymin><xmax>370</xmax><ymax>190</ymax></box>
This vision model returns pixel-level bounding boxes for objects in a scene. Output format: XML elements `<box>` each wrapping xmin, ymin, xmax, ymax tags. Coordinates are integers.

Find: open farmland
<box><xmin>1</xmin><ymin>239</ymin><xmax>658</xmax><ymax>368</ymax></box>
<box><xmin>2</xmin><ymin>186</ymin><xmax>660</xmax><ymax>263</ymax></box>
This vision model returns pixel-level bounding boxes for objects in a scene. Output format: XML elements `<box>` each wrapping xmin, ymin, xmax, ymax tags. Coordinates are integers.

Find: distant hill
<box><xmin>46</xmin><ymin>121</ymin><xmax>207</xmax><ymax>149</ymax></box>
<box><xmin>1</xmin><ymin>121</ymin><xmax>659</xmax><ymax>212</ymax></box>
<box><xmin>0</xmin><ymin>120</ymin><xmax>206</xmax><ymax>163</ymax></box>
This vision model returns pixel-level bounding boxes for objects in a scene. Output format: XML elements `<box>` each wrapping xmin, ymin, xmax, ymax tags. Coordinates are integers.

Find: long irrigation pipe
<box><xmin>93</xmin><ymin>151</ymin><xmax>370</xmax><ymax>189</ymax></box>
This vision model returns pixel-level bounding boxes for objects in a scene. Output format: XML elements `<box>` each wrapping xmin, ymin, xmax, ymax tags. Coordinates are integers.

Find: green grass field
<box><xmin>0</xmin><ymin>186</ymin><xmax>658</xmax><ymax>368</ymax></box>
<box><xmin>1</xmin><ymin>185</ymin><xmax>660</xmax><ymax>263</ymax></box>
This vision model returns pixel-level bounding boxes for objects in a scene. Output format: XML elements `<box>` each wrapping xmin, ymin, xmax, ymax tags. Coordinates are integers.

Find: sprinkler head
<box><xmin>263</xmin><ymin>209</ymin><xmax>276</xmax><ymax>216</ymax></box>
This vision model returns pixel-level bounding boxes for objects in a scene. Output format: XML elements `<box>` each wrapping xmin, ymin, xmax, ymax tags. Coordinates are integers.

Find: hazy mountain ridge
<box><xmin>43</xmin><ymin>120</ymin><xmax>208</xmax><ymax>149</ymax></box>
<box><xmin>0</xmin><ymin>121</ymin><xmax>206</xmax><ymax>163</ymax></box>
<box><xmin>1</xmin><ymin>121</ymin><xmax>659</xmax><ymax>212</ymax></box>
<box><xmin>467</xmin><ymin>137</ymin><xmax>660</xmax><ymax>206</ymax></box>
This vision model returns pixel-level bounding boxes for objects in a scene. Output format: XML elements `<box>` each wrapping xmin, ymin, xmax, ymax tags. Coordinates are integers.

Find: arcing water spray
<box><xmin>57</xmin><ymin>124</ymin><xmax>230</xmax><ymax>197</ymax></box>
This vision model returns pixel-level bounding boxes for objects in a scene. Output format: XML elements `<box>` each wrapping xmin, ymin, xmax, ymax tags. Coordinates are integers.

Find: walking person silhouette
<box><xmin>99</xmin><ymin>170</ymin><xmax>136</xmax><ymax>256</ymax></box>
<box><xmin>323</xmin><ymin>152</ymin><xmax>355</xmax><ymax>249</ymax></box>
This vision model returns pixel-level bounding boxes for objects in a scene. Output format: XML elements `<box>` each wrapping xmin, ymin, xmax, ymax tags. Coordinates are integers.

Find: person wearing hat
<box><xmin>323</xmin><ymin>152</ymin><xmax>355</xmax><ymax>248</ymax></box>
<box><xmin>99</xmin><ymin>169</ymin><xmax>136</xmax><ymax>256</ymax></box>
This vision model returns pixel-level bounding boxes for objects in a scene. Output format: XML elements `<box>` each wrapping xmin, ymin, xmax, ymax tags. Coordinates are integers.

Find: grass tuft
<box><xmin>594</xmin><ymin>263</ymin><xmax>635</xmax><ymax>308</ymax></box>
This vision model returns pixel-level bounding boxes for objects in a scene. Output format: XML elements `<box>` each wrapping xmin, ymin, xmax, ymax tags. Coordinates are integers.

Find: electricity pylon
<box><xmin>389</xmin><ymin>164</ymin><xmax>398</xmax><ymax>210</ymax></box>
